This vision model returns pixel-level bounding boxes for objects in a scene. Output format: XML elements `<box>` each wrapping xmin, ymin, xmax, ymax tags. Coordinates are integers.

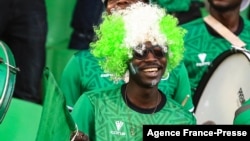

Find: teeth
<box><xmin>143</xmin><ymin>68</ymin><xmax>158</xmax><ymax>72</ymax></box>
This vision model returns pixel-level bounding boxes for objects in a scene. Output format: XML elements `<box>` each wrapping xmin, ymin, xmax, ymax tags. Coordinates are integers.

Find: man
<box><xmin>70</xmin><ymin>2</ymin><xmax>196</xmax><ymax>141</ymax></box>
<box><xmin>182</xmin><ymin>0</ymin><xmax>250</xmax><ymax>96</ymax></box>
<box><xmin>60</xmin><ymin>0</ymin><xmax>194</xmax><ymax>112</ymax></box>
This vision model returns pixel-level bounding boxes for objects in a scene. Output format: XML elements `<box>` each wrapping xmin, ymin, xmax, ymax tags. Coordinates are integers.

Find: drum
<box><xmin>0</xmin><ymin>41</ymin><xmax>18</xmax><ymax>123</ymax></box>
<box><xmin>193</xmin><ymin>48</ymin><xmax>250</xmax><ymax>124</ymax></box>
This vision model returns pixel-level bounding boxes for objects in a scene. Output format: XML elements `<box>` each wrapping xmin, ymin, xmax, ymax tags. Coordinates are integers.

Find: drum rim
<box><xmin>0</xmin><ymin>41</ymin><xmax>11</xmax><ymax>105</ymax></box>
<box><xmin>193</xmin><ymin>48</ymin><xmax>250</xmax><ymax>112</ymax></box>
<box><xmin>0</xmin><ymin>41</ymin><xmax>16</xmax><ymax>123</ymax></box>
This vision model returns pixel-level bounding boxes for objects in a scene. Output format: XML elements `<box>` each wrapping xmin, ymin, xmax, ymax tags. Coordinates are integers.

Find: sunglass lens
<box><xmin>133</xmin><ymin>47</ymin><xmax>165</xmax><ymax>59</ymax></box>
<box><xmin>133</xmin><ymin>50</ymin><xmax>148</xmax><ymax>59</ymax></box>
<box><xmin>153</xmin><ymin>49</ymin><xmax>165</xmax><ymax>58</ymax></box>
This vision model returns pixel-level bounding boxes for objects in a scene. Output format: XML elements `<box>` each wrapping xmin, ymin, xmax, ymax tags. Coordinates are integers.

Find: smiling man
<box><xmin>70</xmin><ymin>2</ymin><xmax>196</xmax><ymax>141</ymax></box>
<box><xmin>61</xmin><ymin>0</ymin><xmax>194</xmax><ymax>114</ymax></box>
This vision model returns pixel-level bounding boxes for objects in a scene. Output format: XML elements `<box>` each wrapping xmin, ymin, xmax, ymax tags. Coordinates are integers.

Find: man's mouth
<box><xmin>142</xmin><ymin>68</ymin><xmax>160</xmax><ymax>77</ymax></box>
<box><xmin>143</xmin><ymin>68</ymin><xmax>158</xmax><ymax>72</ymax></box>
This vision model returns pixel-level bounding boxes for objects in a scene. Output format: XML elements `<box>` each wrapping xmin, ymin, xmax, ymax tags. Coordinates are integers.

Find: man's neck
<box><xmin>209</xmin><ymin>9</ymin><xmax>240</xmax><ymax>32</ymax></box>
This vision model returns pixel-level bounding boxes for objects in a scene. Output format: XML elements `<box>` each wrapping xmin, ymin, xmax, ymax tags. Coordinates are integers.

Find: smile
<box><xmin>142</xmin><ymin>67</ymin><xmax>160</xmax><ymax>77</ymax></box>
<box><xmin>143</xmin><ymin>68</ymin><xmax>158</xmax><ymax>72</ymax></box>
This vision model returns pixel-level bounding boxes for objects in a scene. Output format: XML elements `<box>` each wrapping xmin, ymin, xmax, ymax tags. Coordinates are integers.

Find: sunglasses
<box><xmin>133</xmin><ymin>46</ymin><xmax>166</xmax><ymax>60</ymax></box>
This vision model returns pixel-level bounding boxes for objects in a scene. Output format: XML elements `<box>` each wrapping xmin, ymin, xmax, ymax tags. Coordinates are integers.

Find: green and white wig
<box><xmin>90</xmin><ymin>2</ymin><xmax>186</xmax><ymax>81</ymax></box>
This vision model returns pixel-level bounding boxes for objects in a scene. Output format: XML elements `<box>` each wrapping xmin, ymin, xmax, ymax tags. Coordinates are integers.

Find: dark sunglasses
<box><xmin>133</xmin><ymin>46</ymin><xmax>166</xmax><ymax>60</ymax></box>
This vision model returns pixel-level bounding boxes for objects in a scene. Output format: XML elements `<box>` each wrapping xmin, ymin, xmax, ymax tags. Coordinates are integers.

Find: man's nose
<box><xmin>144</xmin><ymin>51</ymin><xmax>157</xmax><ymax>61</ymax></box>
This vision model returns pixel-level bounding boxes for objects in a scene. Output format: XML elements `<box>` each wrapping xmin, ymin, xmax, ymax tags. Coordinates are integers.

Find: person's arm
<box><xmin>60</xmin><ymin>54</ymin><xmax>83</xmax><ymax>111</ymax></box>
<box><xmin>169</xmin><ymin>63</ymin><xmax>194</xmax><ymax>112</ymax></box>
<box><xmin>71</xmin><ymin>93</ymin><xmax>95</xmax><ymax>141</ymax></box>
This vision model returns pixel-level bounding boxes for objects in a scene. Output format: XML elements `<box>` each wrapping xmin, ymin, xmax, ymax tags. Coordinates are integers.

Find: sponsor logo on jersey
<box><xmin>196</xmin><ymin>53</ymin><xmax>210</xmax><ymax>66</ymax></box>
<box><xmin>110</xmin><ymin>121</ymin><xmax>126</xmax><ymax>136</ymax></box>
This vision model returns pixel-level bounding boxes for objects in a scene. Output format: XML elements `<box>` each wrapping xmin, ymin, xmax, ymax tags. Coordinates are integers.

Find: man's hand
<box><xmin>70</xmin><ymin>131</ymin><xmax>89</xmax><ymax>141</ymax></box>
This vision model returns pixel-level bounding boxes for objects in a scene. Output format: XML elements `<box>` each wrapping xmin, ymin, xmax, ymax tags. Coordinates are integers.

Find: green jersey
<box><xmin>60</xmin><ymin>50</ymin><xmax>193</xmax><ymax>111</ymax></box>
<box><xmin>182</xmin><ymin>17</ymin><xmax>250</xmax><ymax>96</ymax></box>
<box><xmin>71</xmin><ymin>84</ymin><xmax>196</xmax><ymax>141</ymax></box>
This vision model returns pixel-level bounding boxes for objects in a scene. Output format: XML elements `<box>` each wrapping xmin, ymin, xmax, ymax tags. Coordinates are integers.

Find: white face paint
<box><xmin>129</xmin><ymin>62</ymin><xmax>137</xmax><ymax>75</ymax></box>
<box><xmin>129</xmin><ymin>62</ymin><xmax>159</xmax><ymax>87</ymax></box>
<box><xmin>151</xmin><ymin>79</ymin><xmax>157</xmax><ymax>87</ymax></box>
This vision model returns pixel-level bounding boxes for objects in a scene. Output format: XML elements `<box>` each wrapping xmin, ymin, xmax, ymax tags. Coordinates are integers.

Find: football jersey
<box><xmin>182</xmin><ymin>17</ymin><xmax>250</xmax><ymax>96</ymax></box>
<box><xmin>71</xmin><ymin>84</ymin><xmax>196</xmax><ymax>141</ymax></box>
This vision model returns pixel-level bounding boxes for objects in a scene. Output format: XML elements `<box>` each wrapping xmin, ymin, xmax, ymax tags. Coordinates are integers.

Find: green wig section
<box><xmin>159</xmin><ymin>14</ymin><xmax>186</xmax><ymax>76</ymax></box>
<box><xmin>90</xmin><ymin>13</ymin><xmax>131</xmax><ymax>81</ymax></box>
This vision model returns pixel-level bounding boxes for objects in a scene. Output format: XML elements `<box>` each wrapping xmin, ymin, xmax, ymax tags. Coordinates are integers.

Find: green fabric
<box><xmin>71</xmin><ymin>84</ymin><xmax>196</xmax><ymax>141</ymax></box>
<box><xmin>233</xmin><ymin>99</ymin><xmax>250</xmax><ymax>125</ymax></box>
<box><xmin>60</xmin><ymin>50</ymin><xmax>124</xmax><ymax>109</ymax></box>
<box><xmin>36</xmin><ymin>68</ymin><xmax>76</xmax><ymax>141</ymax></box>
<box><xmin>159</xmin><ymin>62</ymin><xmax>193</xmax><ymax>111</ymax></box>
<box><xmin>181</xmin><ymin>17</ymin><xmax>250</xmax><ymax>95</ymax></box>
<box><xmin>46</xmin><ymin>42</ymin><xmax>77</xmax><ymax>83</ymax></box>
<box><xmin>150</xmin><ymin>0</ymin><xmax>191</xmax><ymax>12</ymax></box>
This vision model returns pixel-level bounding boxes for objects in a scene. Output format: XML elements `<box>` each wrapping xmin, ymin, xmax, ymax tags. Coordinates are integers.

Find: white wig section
<box><xmin>112</xmin><ymin>2</ymin><xmax>168</xmax><ymax>54</ymax></box>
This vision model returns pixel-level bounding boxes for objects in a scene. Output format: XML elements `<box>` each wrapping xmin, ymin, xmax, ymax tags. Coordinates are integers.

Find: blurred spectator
<box><xmin>68</xmin><ymin>0</ymin><xmax>104</xmax><ymax>50</ymax></box>
<box><xmin>0</xmin><ymin>0</ymin><xmax>47</xmax><ymax>104</ymax></box>
<box><xmin>68</xmin><ymin>0</ymin><xmax>204</xmax><ymax>50</ymax></box>
<box><xmin>151</xmin><ymin>0</ymin><xmax>204</xmax><ymax>24</ymax></box>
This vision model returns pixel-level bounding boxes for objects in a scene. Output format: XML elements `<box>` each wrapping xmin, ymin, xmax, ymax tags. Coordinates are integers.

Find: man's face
<box><xmin>128</xmin><ymin>41</ymin><xmax>167</xmax><ymax>88</ymax></box>
<box><xmin>106</xmin><ymin>0</ymin><xmax>147</xmax><ymax>14</ymax></box>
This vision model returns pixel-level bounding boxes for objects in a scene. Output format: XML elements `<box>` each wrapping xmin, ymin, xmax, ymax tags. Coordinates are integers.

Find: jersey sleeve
<box><xmin>71</xmin><ymin>93</ymin><xmax>95</xmax><ymax>140</ymax></box>
<box><xmin>60</xmin><ymin>54</ymin><xmax>83</xmax><ymax>110</ymax></box>
<box><xmin>171</xmin><ymin>62</ymin><xmax>194</xmax><ymax>112</ymax></box>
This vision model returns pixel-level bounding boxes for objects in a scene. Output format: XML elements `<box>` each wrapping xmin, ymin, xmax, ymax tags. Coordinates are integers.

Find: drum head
<box><xmin>0</xmin><ymin>41</ymin><xmax>16</xmax><ymax>123</ymax></box>
<box><xmin>194</xmin><ymin>49</ymin><xmax>250</xmax><ymax>124</ymax></box>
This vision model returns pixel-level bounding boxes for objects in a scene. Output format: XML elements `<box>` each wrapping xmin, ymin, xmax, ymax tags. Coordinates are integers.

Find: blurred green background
<box><xmin>45</xmin><ymin>0</ymin><xmax>77</xmax><ymax>83</ymax></box>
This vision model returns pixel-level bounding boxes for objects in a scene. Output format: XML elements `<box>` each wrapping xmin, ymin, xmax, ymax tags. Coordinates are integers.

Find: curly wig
<box><xmin>90</xmin><ymin>2</ymin><xmax>186</xmax><ymax>81</ymax></box>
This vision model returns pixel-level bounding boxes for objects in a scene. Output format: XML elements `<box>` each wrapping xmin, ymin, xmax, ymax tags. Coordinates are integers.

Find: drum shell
<box><xmin>194</xmin><ymin>49</ymin><xmax>250</xmax><ymax>124</ymax></box>
<box><xmin>0</xmin><ymin>41</ymin><xmax>16</xmax><ymax>123</ymax></box>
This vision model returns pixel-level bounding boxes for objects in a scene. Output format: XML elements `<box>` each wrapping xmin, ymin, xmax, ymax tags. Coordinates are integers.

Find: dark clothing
<box><xmin>0</xmin><ymin>0</ymin><xmax>47</xmax><ymax>104</ymax></box>
<box><xmin>174</xmin><ymin>0</ymin><xmax>204</xmax><ymax>25</ymax></box>
<box><xmin>68</xmin><ymin>0</ymin><xmax>104</xmax><ymax>50</ymax></box>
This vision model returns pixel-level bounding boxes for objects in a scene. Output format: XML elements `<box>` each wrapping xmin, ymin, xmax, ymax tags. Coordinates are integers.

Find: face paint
<box><xmin>129</xmin><ymin>62</ymin><xmax>137</xmax><ymax>75</ymax></box>
<box><xmin>151</xmin><ymin>79</ymin><xmax>157</xmax><ymax>87</ymax></box>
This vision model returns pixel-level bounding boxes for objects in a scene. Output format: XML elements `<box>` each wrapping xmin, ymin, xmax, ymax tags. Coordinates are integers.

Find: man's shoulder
<box><xmin>84</xmin><ymin>84</ymin><xmax>122</xmax><ymax>97</ymax></box>
<box><xmin>170</xmin><ymin>62</ymin><xmax>185</xmax><ymax>74</ymax></box>
<box><xmin>69</xmin><ymin>49</ymin><xmax>100</xmax><ymax>66</ymax></box>
<box><xmin>73</xmin><ymin>49</ymin><xmax>94</xmax><ymax>58</ymax></box>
